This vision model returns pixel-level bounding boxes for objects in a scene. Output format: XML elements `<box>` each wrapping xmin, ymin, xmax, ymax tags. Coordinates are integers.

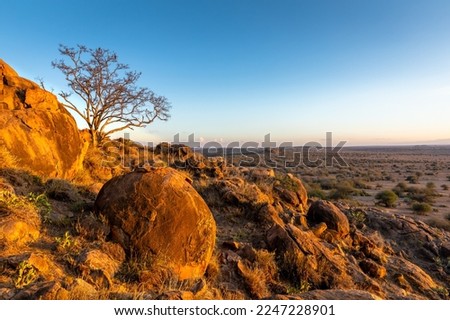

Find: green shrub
<box><xmin>275</xmin><ymin>174</ymin><xmax>300</xmax><ymax>192</ymax></box>
<box><xmin>406</xmin><ymin>186</ymin><xmax>438</xmax><ymax>204</ymax></box>
<box><xmin>318</xmin><ymin>178</ymin><xmax>337</xmax><ymax>190</ymax></box>
<box><xmin>426</xmin><ymin>182</ymin><xmax>436</xmax><ymax>190</ymax></box>
<box><xmin>406</xmin><ymin>175</ymin><xmax>418</xmax><ymax>184</ymax></box>
<box><xmin>14</xmin><ymin>261</ymin><xmax>38</xmax><ymax>289</ymax></box>
<box><xmin>375</xmin><ymin>190</ymin><xmax>398</xmax><ymax>208</ymax></box>
<box><xmin>412</xmin><ymin>202</ymin><xmax>432</xmax><ymax>214</ymax></box>
<box><xmin>27</xmin><ymin>192</ymin><xmax>52</xmax><ymax>220</ymax></box>
<box><xmin>353</xmin><ymin>179</ymin><xmax>370</xmax><ymax>189</ymax></box>
<box><xmin>393</xmin><ymin>182</ymin><xmax>408</xmax><ymax>197</ymax></box>
<box><xmin>308</xmin><ymin>188</ymin><xmax>326</xmax><ymax>199</ymax></box>
<box><xmin>328</xmin><ymin>181</ymin><xmax>355</xmax><ymax>200</ymax></box>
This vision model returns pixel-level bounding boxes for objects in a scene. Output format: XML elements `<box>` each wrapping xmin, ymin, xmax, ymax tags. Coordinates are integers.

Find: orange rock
<box><xmin>95</xmin><ymin>168</ymin><xmax>216</xmax><ymax>280</ymax></box>
<box><xmin>24</xmin><ymin>88</ymin><xmax>59</xmax><ymax>111</ymax></box>
<box><xmin>0</xmin><ymin>59</ymin><xmax>86</xmax><ymax>178</ymax></box>
<box><xmin>0</xmin><ymin>220</ymin><xmax>39</xmax><ymax>245</ymax></box>
<box><xmin>307</xmin><ymin>200</ymin><xmax>350</xmax><ymax>238</ymax></box>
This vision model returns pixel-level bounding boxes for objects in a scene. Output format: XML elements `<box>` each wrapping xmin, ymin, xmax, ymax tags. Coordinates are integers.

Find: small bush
<box><xmin>304</xmin><ymin>182</ymin><xmax>325</xmax><ymax>200</ymax></box>
<box><xmin>349</xmin><ymin>209</ymin><xmax>366</xmax><ymax>225</ymax></box>
<box><xmin>406</xmin><ymin>186</ymin><xmax>438</xmax><ymax>204</ymax></box>
<box><xmin>14</xmin><ymin>261</ymin><xmax>38</xmax><ymax>289</ymax></box>
<box><xmin>27</xmin><ymin>192</ymin><xmax>52</xmax><ymax>217</ymax></box>
<box><xmin>375</xmin><ymin>190</ymin><xmax>398</xmax><ymax>208</ymax></box>
<box><xmin>412</xmin><ymin>202</ymin><xmax>432</xmax><ymax>214</ymax></box>
<box><xmin>353</xmin><ymin>179</ymin><xmax>370</xmax><ymax>189</ymax></box>
<box><xmin>441</xmin><ymin>184</ymin><xmax>449</xmax><ymax>191</ymax></box>
<box><xmin>393</xmin><ymin>182</ymin><xmax>408</xmax><ymax>197</ymax></box>
<box><xmin>406</xmin><ymin>175</ymin><xmax>418</xmax><ymax>184</ymax></box>
<box><xmin>307</xmin><ymin>187</ymin><xmax>326</xmax><ymax>199</ymax></box>
<box><xmin>426</xmin><ymin>182</ymin><xmax>436</xmax><ymax>190</ymax></box>
<box><xmin>328</xmin><ymin>181</ymin><xmax>355</xmax><ymax>200</ymax></box>
<box><xmin>318</xmin><ymin>178</ymin><xmax>337</xmax><ymax>190</ymax></box>
<box><xmin>275</xmin><ymin>174</ymin><xmax>300</xmax><ymax>192</ymax></box>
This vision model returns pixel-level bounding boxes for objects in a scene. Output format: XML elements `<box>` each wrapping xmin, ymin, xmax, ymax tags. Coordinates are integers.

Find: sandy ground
<box><xmin>312</xmin><ymin>146</ymin><xmax>450</xmax><ymax>227</ymax></box>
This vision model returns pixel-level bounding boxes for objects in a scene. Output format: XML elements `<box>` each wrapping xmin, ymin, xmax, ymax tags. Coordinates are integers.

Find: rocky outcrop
<box><xmin>152</xmin><ymin>143</ymin><xmax>225</xmax><ymax>178</ymax></box>
<box><xmin>95</xmin><ymin>168</ymin><xmax>216</xmax><ymax>281</ymax></box>
<box><xmin>0</xmin><ymin>59</ymin><xmax>85</xmax><ymax>179</ymax></box>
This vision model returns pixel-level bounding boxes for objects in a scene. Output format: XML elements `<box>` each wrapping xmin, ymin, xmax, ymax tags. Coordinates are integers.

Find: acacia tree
<box><xmin>52</xmin><ymin>44</ymin><xmax>171</xmax><ymax>147</ymax></box>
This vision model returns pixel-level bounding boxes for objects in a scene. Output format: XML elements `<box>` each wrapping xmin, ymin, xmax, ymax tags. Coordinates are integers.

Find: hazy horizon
<box><xmin>1</xmin><ymin>0</ymin><xmax>450</xmax><ymax>146</ymax></box>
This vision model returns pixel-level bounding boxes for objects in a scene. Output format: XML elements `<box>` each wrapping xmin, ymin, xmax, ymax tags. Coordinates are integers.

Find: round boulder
<box><xmin>94</xmin><ymin>168</ymin><xmax>216</xmax><ymax>280</ymax></box>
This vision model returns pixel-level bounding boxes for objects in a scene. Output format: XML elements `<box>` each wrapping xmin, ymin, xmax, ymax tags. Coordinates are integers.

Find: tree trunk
<box><xmin>90</xmin><ymin>128</ymin><xmax>98</xmax><ymax>148</ymax></box>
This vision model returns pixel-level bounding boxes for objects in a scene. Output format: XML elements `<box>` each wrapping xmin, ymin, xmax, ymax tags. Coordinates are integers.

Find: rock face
<box><xmin>0</xmin><ymin>59</ymin><xmax>85</xmax><ymax>178</ymax></box>
<box><xmin>95</xmin><ymin>168</ymin><xmax>216</xmax><ymax>280</ymax></box>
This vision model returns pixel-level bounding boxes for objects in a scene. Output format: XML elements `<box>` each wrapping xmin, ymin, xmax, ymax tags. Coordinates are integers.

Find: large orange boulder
<box><xmin>0</xmin><ymin>59</ymin><xmax>86</xmax><ymax>179</ymax></box>
<box><xmin>95</xmin><ymin>168</ymin><xmax>216</xmax><ymax>280</ymax></box>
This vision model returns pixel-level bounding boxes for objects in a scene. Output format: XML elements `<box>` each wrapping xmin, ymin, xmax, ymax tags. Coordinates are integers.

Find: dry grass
<box><xmin>254</xmin><ymin>249</ymin><xmax>278</xmax><ymax>281</ymax></box>
<box><xmin>205</xmin><ymin>252</ymin><xmax>221</xmax><ymax>282</ymax></box>
<box><xmin>280</xmin><ymin>250</ymin><xmax>313</xmax><ymax>291</ymax></box>
<box><xmin>0</xmin><ymin>147</ymin><xmax>17</xmax><ymax>169</ymax></box>
<box><xmin>0</xmin><ymin>191</ymin><xmax>40</xmax><ymax>221</ymax></box>
<box><xmin>237</xmin><ymin>260</ymin><xmax>270</xmax><ymax>299</ymax></box>
<box><xmin>235</xmin><ymin>249</ymin><xmax>279</xmax><ymax>299</ymax></box>
<box><xmin>426</xmin><ymin>217</ymin><xmax>450</xmax><ymax>231</ymax></box>
<box><xmin>45</xmin><ymin>179</ymin><xmax>80</xmax><ymax>202</ymax></box>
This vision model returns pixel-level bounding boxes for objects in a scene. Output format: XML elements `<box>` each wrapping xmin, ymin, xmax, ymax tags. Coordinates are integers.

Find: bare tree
<box><xmin>52</xmin><ymin>44</ymin><xmax>171</xmax><ymax>147</ymax></box>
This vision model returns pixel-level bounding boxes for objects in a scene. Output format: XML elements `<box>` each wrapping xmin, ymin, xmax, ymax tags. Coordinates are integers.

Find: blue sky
<box><xmin>2</xmin><ymin>0</ymin><xmax>450</xmax><ymax>146</ymax></box>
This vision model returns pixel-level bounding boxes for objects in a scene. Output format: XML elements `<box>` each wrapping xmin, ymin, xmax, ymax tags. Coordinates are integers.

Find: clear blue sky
<box><xmin>2</xmin><ymin>0</ymin><xmax>450</xmax><ymax>146</ymax></box>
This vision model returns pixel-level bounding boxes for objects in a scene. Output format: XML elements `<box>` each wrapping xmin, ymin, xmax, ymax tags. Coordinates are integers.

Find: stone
<box><xmin>299</xmin><ymin>289</ymin><xmax>381</xmax><ymax>300</ymax></box>
<box><xmin>77</xmin><ymin>242</ymin><xmax>125</xmax><ymax>288</ymax></box>
<box><xmin>156</xmin><ymin>291</ymin><xmax>195</xmax><ymax>300</ymax></box>
<box><xmin>216</xmin><ymin>178</ymin><xmax>270</xmax><ymax>208</ymax></box>
<box><xmin>0</xmin><ymin>201</ymin><xmax>40</xmax><ymax>247</ymax></box>
<box><xmin>440</xmin><ymin>242</ymin><xmax>450</xmax><ymax>258</ymax></box>
<box><xmin>267</xmin><ymin>223</ymin><xmax>354</xmax><ymax>289</ymax></box>
<box><xmin>307</xmin><ymin>200</ymin><xmax>350</xmax><ymax>238</ymax></box>
<box><xmin>95</xmin><ymin>168</ymin><xmax>216</xmax><ymax>280</ymax></box>
<box><xmin>68</xmin><ymin>278</ymin><xmax>98</xmax><ymax>299</ymax></box>
<box><xmin>276</xmin><ymin>188</ymin><xmax>300</xmax><ymax>207</ymax></box>
<box><xmin>0</xmin><ymin>59</ymin><xmax>86</xmax><ymax>179</ymax></box>
<box><xmin>273</xmin><ymin>173</ymin><xmax>308</xmax><ymax>212</ymax></box>
<box><xmin>312</xmin><ymin>222</ymin><xmax>327</xmax><ymax>237</ymax></box>
<box><xmin>27</xmin><ymin>253</ymin><xmax>64</xmax><ymax>280</ymax></box>
<box><xmin>249</xmin><ymin>168</ymin><xmax>276</xmax><ymax>180</ymax></box>
<box><xmin>12</xmin><ymin>281</ymin><xmax>63</xmax><ymax>300</ymax></box>
<box><xmin>387</xmin><ymin>256</ymin><xmax>440</xmax><ymax>298</ymax></box>
<box><xmin>359</xmin><ymin>259</ymin><xmax>387</xmax><ymax>279</ymax></box>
